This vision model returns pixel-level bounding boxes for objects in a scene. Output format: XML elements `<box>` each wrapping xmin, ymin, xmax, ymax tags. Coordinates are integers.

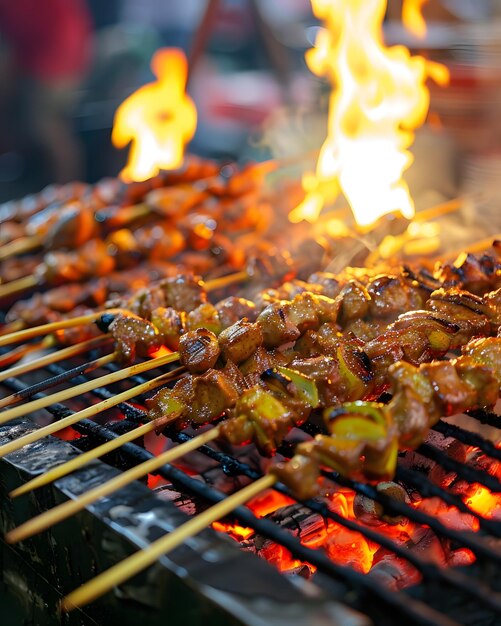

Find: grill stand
<box><xmin>0</xmin><ymin>421</ymin><xmax>368</xmax><ymax>626</ymax></box>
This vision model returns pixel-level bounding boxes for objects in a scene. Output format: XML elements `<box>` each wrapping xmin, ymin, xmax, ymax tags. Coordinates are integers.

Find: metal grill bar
<box><xmin>395</xmin><ymin>465</ymin><xmax>501</xmax><ymax>538</ymax></box>
<box><xmin>466</xmin><ymin>409</ymin><xmax>501</xmax><ymax>429</ymax></box>
<box><xmin>432</xmin><ymin>420</ymin><xmax>501</xmax><ymax>463</ymax></box>
<box><xmin>417</xmin><ymin>442</ymin><xmax>501</xmax><ymax>492</ymax></box>
<box><xmin>326</xmin><ymin>470</ymin><xmax>501</xmax><ymax>564</ymax></box>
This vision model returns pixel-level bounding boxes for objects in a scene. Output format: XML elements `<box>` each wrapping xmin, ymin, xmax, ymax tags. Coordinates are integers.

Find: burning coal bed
<box><xmin>146</xmin><ymin>414</ymin><xmax>501</xmax><ymax>591</ymax></box>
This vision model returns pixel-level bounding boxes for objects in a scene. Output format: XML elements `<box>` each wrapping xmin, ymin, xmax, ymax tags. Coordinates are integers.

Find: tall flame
<box><xmin>289</xmin><ymin>0</ymin><xmax>449</xmax><ymax>228</ymax></box>
<box><xmin>112</xmin><ymin>48</ymin><xmax>197</xmax><ymax>183</ymax></box>
<box><xmin>402</xmin><ymin>0</ymin><xmax>429</xmax><ymax>38</ymax></box>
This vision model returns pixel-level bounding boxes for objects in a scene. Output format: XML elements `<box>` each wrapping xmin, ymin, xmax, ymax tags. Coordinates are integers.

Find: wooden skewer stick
<box><xmin>0</xmin><ymin>320</ymin><xmax>26</xmax><ymax>337</ymax></box>
<box><xmin>0</xmin><ymin>265</ymin><xmax>253</xmax><ymax>349</ymax></box>
<box><xmin>0</xmin><ymin>235</ymin><xmax>42</xmax><ymax>261</ymax></box>
<box><xmin>413</xmin><ymin>196</ymin><xmax>466</xmax><ymax>222</ymax></box>
<box><xmin>0</xmin><ymin>336</ymin><xmax>55</xmax><ymax>370</ymax></box>
<box><xmin>0</xmin><ymin>366</ymin><xmax>178</xmax><ymax>459</ymax></box>
<box><xmin>439</xmin><ymin>233</ymin><xmax>501</xmax><ymax>263</ymax></box>
<box><xmin>0</xmin><ymin>308</ymin><xmax>129</xmax><ymax>348</ymax></box>
<box><xmin>6</xmin><ymin>427</ymin><xmax>221</xmax><ymax>544</ymax></box>
<box><xmin>9</xmin><ymin>366</ymin><xmax>186</xmax><ymax>498</ymax></box>
<box><xmin>0</xmin><ymin>334</ymin><xmax>112</xmax><ymax>384</ymax></box>
<box><xmin>0</xmin><ymin>352</ymin><xmax>117</xmax><ymax>410</ymax></box>
<box><xmin>60</xmin><ymin>473</ymin><xmax>276</xmax><ymax>612</ymax></box>
<box><xmin>0</xmin><ymin>351</ymin><xmax>179</xmax><ymax>429</ymax></box>
<box><xmin>204</xmin><ymin>270</ymin><xmax>249</xmax><ymax>292</ymax></box>
<box><xmin>0</xmin><ymin>275</ymin><xmax>38</xmax><ymax>299</ymax></box>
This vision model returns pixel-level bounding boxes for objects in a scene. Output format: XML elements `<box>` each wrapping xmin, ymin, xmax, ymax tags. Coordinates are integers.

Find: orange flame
<box><xmin>402</xmin><ymin>0</ymin><xmax>429</xmax><ymax>38</ymax></box>
<box><xmin>112</xmin><ymin>48</ymin><xmax>197</xmax><ymax>182</ymax></box>
<box><xmin>289</xmin><ymin>0</ymin><xmax>449</xmax><ymax>228</ymax></box>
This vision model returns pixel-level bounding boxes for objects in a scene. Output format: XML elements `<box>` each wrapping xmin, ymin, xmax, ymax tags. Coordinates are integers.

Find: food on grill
<box><xmin>143</xmin><ymin>285</ymin><xmax>499</xmax><ymax>459</ymax></box>
<box><xmin>273</xmin><ymin>335</ymin><xmax>501</xmax><ymax>495</ymax></box>
<box><xmin>106</xmin><ymin>279</ymin><xmax>499</xmax><ymax>365</ymax></box>
<box><xmin>34</xmin><ymin>331</ymin><xmax>500</xmax><ymax>615</ymax></box>
<box><xmin>0</xmin><ymin>155</ymin><xmax>219</xmax><ymax>232</ymax></box>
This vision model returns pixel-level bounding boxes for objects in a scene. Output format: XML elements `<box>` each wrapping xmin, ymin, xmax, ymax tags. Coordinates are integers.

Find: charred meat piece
<box><xmin>109</xmin><ymin>313</ymin><xmax>162</xmax><ymax>363</ymax></box>
<box><xmin>257</xmin><ymin>301</ymin><xmax>301</xmax><ymax>348</ymax></box>
<box><xmin>366</xmin><ymin>275</ymin><xmax>427</xmax><ymax>320</ymax></box>
<box><xmin>426</xmin><ymin>288</ymin><xmax>492</xmax><ymax>340</ymax></box>
<box><xmin>218</xmin><ymin>320</ymin><xmax>264</xmax><ymax>364</ymax></box>
<box><xmin>308</xmin><ymin>272</ymin><xmax>343</xmax><ymax>300</ymax></box>
<box><xmin>215</xmin><ymin>296</ymin><xmax>258</xmax><ymax>328</ymax></box>
<box><xmin>272</xmin><ymin>454</ymin><xmax>321</xmax><ymax>501</ymax></box>
<box><xmin>179</xmin><ymin>328</ymin><xmax>221</xmax><ymax>373</ymax></box>
<box><xmin>160</xmin><ymin>274</ymin><xmax>207</xmax><ymax>312</ymax></box>
<box><xmin>434</xmin><ymin>252</ymin><xmax>501</xmax><ymax>295</ymax></box>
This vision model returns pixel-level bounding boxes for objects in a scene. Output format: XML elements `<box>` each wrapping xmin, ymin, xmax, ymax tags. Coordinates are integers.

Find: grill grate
<box><xmin>1</xmin><ymin>348</ymin><xmax>501</xmax><ymax>626</ymax></box>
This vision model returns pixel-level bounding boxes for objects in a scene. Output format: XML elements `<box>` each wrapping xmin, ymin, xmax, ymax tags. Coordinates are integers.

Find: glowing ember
<box><xmin>289</xmin><ymin>0</ymin><xmax>449</xmax><ymax>228</ymax></box>
<box><xmin>112</xmin><ymin>48</ymin><xmax>197</xmax><ymax>183</ymax></box>
<box><xmin>402</xmin><ymin>0</ymin><xmax>429</xmax><ymax>38</ymax></box>
<box><xmin>148</xmin><ymin>345</ymin><xmax>172</xmax><ymax>359</ymax></box>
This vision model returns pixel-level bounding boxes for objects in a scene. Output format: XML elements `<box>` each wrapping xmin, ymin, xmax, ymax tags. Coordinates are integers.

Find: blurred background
<box><xmin>1</xmin><ymin>0</ymin><xmax>501</xmax><ymax>223</ymax></box>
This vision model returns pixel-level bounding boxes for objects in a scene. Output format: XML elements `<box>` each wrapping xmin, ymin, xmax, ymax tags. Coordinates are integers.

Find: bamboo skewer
<box><xmin>204</xmin><ymin>270</ymin><xmax>249</xmax><ymax>292</ymax></box>
<box><xmin>0</xmin><ymin>275</ymin><xmax>38</xmax><ymax>299</ymax></box>
<box><xmin>0</xmin><ymin>235</ymin><xmax>42</xmax><ymax>261</ymax></box>
<box><xmin>439</xmin><ymin>233</ymin><xmax>501</xmax><ymax>263</ymax></box>
<box><xmin>0</xmin><ymin>366</ymin><xmax>184</xmax><ymax>460</ymax></box>
<box><xmin>0</xmin><ymin>308</ymin><xmax>130</xmax><ymax>348</ymax></box>
<box><xmin>6</xmin><ymin>427</ymin><xmax>221</xmax><ymax>544</ymax></box>
<box><xmin>0</xmin><ymin>336</ymin><xmax>55</xmax><ymax>370</ymax></box>
<box><xmin>0</xmin><ymin>351</ymin><xmax>179</xmax><ymax>428</ymax></box>
<box><xmin>9</xmin><ymin>366</ymin><xmax>186</xmax><ymax>498</ymax></box>
<box><xmin>0</xmin><ymin>352</ymin><xmax>117</xmax><ymax>410</ymax></box>
<box><xmin>0</xmin><ymin>334</ymin><xmax>112</xmax><ymax>383</ymax></box>
<box><xmin>0</xmin><ymin>265</ymin><xmax>252</xmax><ymax>349</ymax></box>
<box><xmin>0</xmin><ymin>320</ymin><xmax>26</xmax><ymax>336</ymax></box>
<box><xmin>60</xmin><ymin>474</ymin><xmax>276</xmax><ymax>612</ymax></box>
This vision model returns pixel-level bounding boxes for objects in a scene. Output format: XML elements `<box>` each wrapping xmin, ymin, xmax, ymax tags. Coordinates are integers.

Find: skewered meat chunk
<box><xmin>109</xmin><ymin>314</ymin><xmax>162</xmax><ymax>363</ymax></box>
<box><xmin>271</xmin><ymin>454</ymin><xmax>321</xmax><ymax>501</ymax></box>
<box><xmin>257</xmin><ymin>301</ymin><xmax>301</xmax><ymax>348</ymax></box>
<box><xmin>179</xmin><ymin>328</ymin><xmax>221</xmax><ymax>374</ymax></box>
<box><xmin>215</xmin><ymin>296</ymin><xmax>258</xmax><ymax>328</ymax></box>
<box><xmin>186</xmin><ymin>369</ymin><xmax>240</xmax><ymax>425</ymax></box>
<box><xmin>289</xmin><ymin>348</ymin><xmax>371</xmax><ymax>406</ymax></box>
<box><xmin>463</xmin><ymin>335</ymin><xmax>501</xmax><ymax>377</ymax></box>
<box><xmin>218</xmin><ymin>320</ymin><xmax>264</xmax><ymax>364</ymax></box>
<box><xmin>366</xmin><ymin>275</ymin><xmax>427</xmax><ymax>320</ymax></box>
<box><xmin>426</xmin><ymin>288</ymin><xmax>492</xmax><ymax>339</ymax></box>
<box><xmin>42</xmin><ymin>201</ymin><xmax>97</xmax><ymax>250</ymax></box>
<box><xmin>42</xmin><ymin>239</ymin><xmax>115</xmax><ymax>284</ymax></box>
<box><xmin>334</xmin><ymin>281</ymin><xmax>370</xmax><ymax>325</ymax></box>
<box><xmin>434</xmin><ymin>252</ymin><xmax>501</xmax><ymax>295</ymax></box>
<box><xmin>159</xmin><ymin>274</ymin><xmax>207</xmax><ymax>312</ymax></box>
<box><xmin>126</xmin><ymin>285</ymin><xmax>166</xmax><ymax>320</ymax></box>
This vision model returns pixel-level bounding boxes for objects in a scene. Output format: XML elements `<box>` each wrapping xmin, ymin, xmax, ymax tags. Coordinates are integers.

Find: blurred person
<box><xmin>0</xmin><ymin>0</ymin><xmax>92</xmax><ymax>184</ymax></box>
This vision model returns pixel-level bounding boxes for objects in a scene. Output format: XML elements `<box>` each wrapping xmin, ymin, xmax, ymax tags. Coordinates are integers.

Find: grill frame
<box><xmin>0</xmin><ymin>351</ymin><xmax>500</xmax><ymax>626</ymax></box>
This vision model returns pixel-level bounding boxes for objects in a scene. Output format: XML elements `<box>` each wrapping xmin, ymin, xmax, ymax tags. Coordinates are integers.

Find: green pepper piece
<box><xmin>276</xmin><ymin>366</ymin><xmax>319</xmax><ymax>408</ymax></box>
<box><xmin>328</xmin><ymin>416</ymin><xmax>386</xmax><ymax>441</ymax></box>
